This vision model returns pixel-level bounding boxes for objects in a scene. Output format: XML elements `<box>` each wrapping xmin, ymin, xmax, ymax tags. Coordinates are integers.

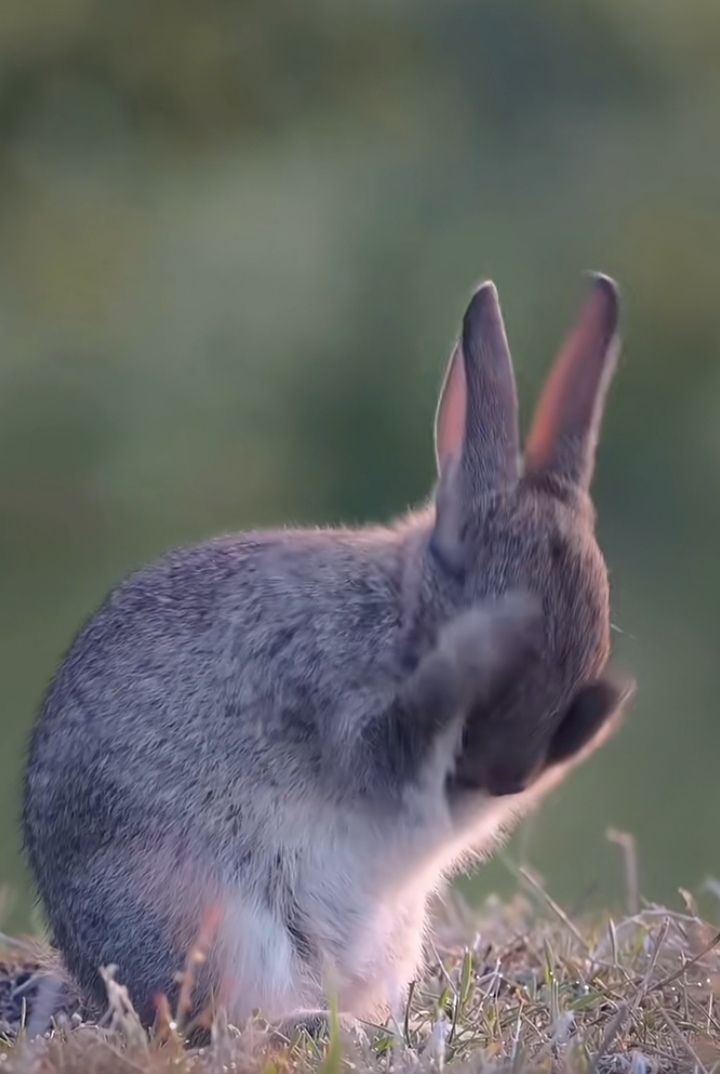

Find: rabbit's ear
<box><xmin>433</xmin><ymin>341</ymin><xmax>466</xmax><ymax>475</ymax></box>
<box><xmin>434</xmin><ymin>283</ymin><xmax>520</xmax><ymax>484</ymax></box>
<box><xmin>524</xmin><ymin>274</ymin><xmax>621</xmax><ymax>490</ymax></box>
<box><xmin>431</xmin><ymin>283</ymin><xmax>520</xmax><ymax>570</ymax></box>
<box><xmin>546</xmin><ymin>673</ymin><xmax>635</xmax><ymax>766</ymax></box>
<box><xmin>459</xmin><ymin>282</ymin><xmax>521</xmax><ymax>491</ymax></box>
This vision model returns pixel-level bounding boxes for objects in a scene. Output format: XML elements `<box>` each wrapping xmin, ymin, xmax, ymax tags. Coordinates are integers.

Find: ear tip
<box><xmin>474</xmin><ymin>278</ymin><xmax>498</xmax><ymax>299</ymax></box>
<box><xmin>588</xmin><ymin>269</ymin><xmax>619</xmax><ymax>293</ymax></box>
<box><xmin>587</xmin><ymin>270</ymin><xmax>621</xmax><ymax>312</ymax></box>
<box><xmin>581</xmin><ymin>271</ymin><xmax>621</xmax><ymax>345</ymax></box>
<box><xmin>462</xmin><ymin>279</ymin><xmax>502</xmax><ymax>337</ymax></box>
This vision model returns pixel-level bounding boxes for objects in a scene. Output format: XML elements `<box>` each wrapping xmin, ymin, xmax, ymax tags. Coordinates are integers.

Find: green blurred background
<box><xmin>1</xmin><ymin>0</ymin><xmax>719</xmax><ymax>933</ymax></box>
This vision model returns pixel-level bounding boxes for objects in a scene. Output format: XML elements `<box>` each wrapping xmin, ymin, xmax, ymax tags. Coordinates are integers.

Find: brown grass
<box><xmin>2</xmin><ymin>850</ymin><xmax>720</xmax><ymax>1074</ymax></box>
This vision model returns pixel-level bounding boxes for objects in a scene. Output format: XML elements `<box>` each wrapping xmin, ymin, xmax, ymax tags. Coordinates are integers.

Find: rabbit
<box><xmin>21</xmin><ymin>272</ymin><xmax>635</xmax><ymax>1040</ymax></box>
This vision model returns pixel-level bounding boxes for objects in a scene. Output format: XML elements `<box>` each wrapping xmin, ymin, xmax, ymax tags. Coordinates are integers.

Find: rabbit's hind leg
<box><xmin>45</xmin><ymin>841</ymin><xmax>223</xmax><ymax>1032</ymax></box>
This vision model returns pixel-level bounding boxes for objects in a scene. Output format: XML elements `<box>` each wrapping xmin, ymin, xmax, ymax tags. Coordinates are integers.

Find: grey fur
<box><xmin>22</xmin><ymin>273</ymin><xmax>634</xmax><ymax>1035</ymax></box>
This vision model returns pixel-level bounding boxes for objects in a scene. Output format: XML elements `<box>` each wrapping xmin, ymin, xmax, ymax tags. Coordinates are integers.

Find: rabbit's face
<box><xmin>427</xmin><ymin>275</ymin><xmax>625</xmax><ymax>794</ymax></box>
<box><xmin>426</xmin><ymin>478</ymin><xmax>610</xmax><ymax>688</ymax></box>
<box><xmin>464</xmin><ymin>484</ymin><xmax>610</xmax><ymax>686</ymax></box>
<box><xmin>430</xmin><ymin>484</ymin><xmax>613</xmax><ymax>795</ymax></box>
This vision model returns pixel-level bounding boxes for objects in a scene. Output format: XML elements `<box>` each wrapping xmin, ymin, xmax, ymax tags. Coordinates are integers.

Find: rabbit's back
<box><xmin>22</xmin><ymin>524</ymin><xmax>453</xmax><ymax>1028</ymax></box>
<box><xmin>23</xmin><ymin>527</ymin><xmax>409</xmax><ymax>867</ymax></box>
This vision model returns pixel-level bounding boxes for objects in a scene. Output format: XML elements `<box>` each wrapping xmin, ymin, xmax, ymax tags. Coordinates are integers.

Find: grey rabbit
<box><xmin>22</xmin><ymin>273</ymin><xmax>634</xmax><ymax>1038</ymax></box>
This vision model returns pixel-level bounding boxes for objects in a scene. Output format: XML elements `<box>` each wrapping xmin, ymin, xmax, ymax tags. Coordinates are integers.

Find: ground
<box><xmin>1</xmin><ymin>869</ymin><xmax>719</xmax><ymax>1074</ymax></box>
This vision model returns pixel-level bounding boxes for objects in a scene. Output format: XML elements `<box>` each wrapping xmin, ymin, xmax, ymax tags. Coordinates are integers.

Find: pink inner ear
<box><xmin>524</xmin><ymin>276</ymin><xmax>619</xmax><ymax>485</ymax></box>
<box><xmin>434</xmin><ymin>343</ymin><xmax>467</xmax><ymax>473</ymax></box>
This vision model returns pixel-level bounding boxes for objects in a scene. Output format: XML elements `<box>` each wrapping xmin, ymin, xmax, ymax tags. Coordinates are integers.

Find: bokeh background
<box><xmin>1</xmin><ymin>0</ymin><xmax>719</xmax><ymax>934</ymax></box>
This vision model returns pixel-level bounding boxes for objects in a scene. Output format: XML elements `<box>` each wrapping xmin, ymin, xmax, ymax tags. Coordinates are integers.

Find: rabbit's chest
<box><xmin>310</xmin><ymin>869</ymin><xmax>431</xmax><ymax>1018</ymax></box>
<box><xmin>340</xmin><ymin>901</ymin><xmax>429</xmax><ymax>1018</ymax></box>
<box><xmin>297</xmin><ymin>824</ymin><xmax>440</xmax><ymax>1015</ymax></box>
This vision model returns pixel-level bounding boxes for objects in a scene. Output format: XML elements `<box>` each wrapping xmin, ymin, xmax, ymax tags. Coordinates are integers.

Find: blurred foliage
<box><xmin>1</xmin><ymin>0</ymin><xmax>720</xmax><ymax>930</ymax></box>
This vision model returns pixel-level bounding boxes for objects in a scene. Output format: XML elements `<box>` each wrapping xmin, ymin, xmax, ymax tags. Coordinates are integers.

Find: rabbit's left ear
<box><xmin>524</xmin><ymin>274</ymin><xmax>621</xmax><ymax>491</ymax></box>
<box><xmin>432</xmin><ymin>283</ymin><xmax>521</xmax><ymax>570</ymax></box>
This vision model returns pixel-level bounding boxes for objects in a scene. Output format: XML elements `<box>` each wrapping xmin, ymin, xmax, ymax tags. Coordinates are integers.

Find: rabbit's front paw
<box><xmin>438</xmin><ymin>592</ymin><xmax>543</xmax><ymax>708</ymax></box>
<box><xmin>399</xmin><ymin>591</ymin><xmax>541</xmax><ymax>740</ymax></box>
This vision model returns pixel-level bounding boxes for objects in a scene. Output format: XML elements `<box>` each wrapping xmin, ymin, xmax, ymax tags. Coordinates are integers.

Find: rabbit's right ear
<box><xmin>432</xmin><ymin>283</ymin><xmax>520</xmax><ymax>571</ymax></box>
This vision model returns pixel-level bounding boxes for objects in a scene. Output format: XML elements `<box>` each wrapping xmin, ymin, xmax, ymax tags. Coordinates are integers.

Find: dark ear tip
<box><xmin>586</xmin><ymin>271</ymin><xmax>621</xmax><ymax>327</ymax></box>
<box><xmin>473</xmin><ymin>278</ymin><xmax>498</xmax><ymax>299</ymax></box>
<box><xmin>462</xmin><ymin>279</ymin><xmax>502</xmax><ymax>339</ymax></box>
<box><xmin>468</xmin><ymin>279</ymin><xmax>499</xmax><ymax>310</ymax></box>
<box><xmin>588</xmin><ymin>271</ymin><xmax>619</xmax><ymax>295</ymax></box>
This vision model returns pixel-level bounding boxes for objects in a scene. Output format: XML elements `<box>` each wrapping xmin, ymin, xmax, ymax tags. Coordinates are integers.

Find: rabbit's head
<box><xmin>422</xmin><ymin>275</ymin><xmax>630</xmax><ymax>795</ymax></box>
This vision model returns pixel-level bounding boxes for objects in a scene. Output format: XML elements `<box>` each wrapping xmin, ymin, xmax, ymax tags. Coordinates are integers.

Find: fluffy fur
<box><xmin>22</xmin><ymin>275</ymin><xmax>634</xmax><ymax>1035</ymax></box>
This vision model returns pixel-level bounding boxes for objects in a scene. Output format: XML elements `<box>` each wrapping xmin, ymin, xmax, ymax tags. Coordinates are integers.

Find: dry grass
<box><xmin>1</xmin><ymin>848</ymin><xmax>720</xmax><ymax>1074</ymax></box>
